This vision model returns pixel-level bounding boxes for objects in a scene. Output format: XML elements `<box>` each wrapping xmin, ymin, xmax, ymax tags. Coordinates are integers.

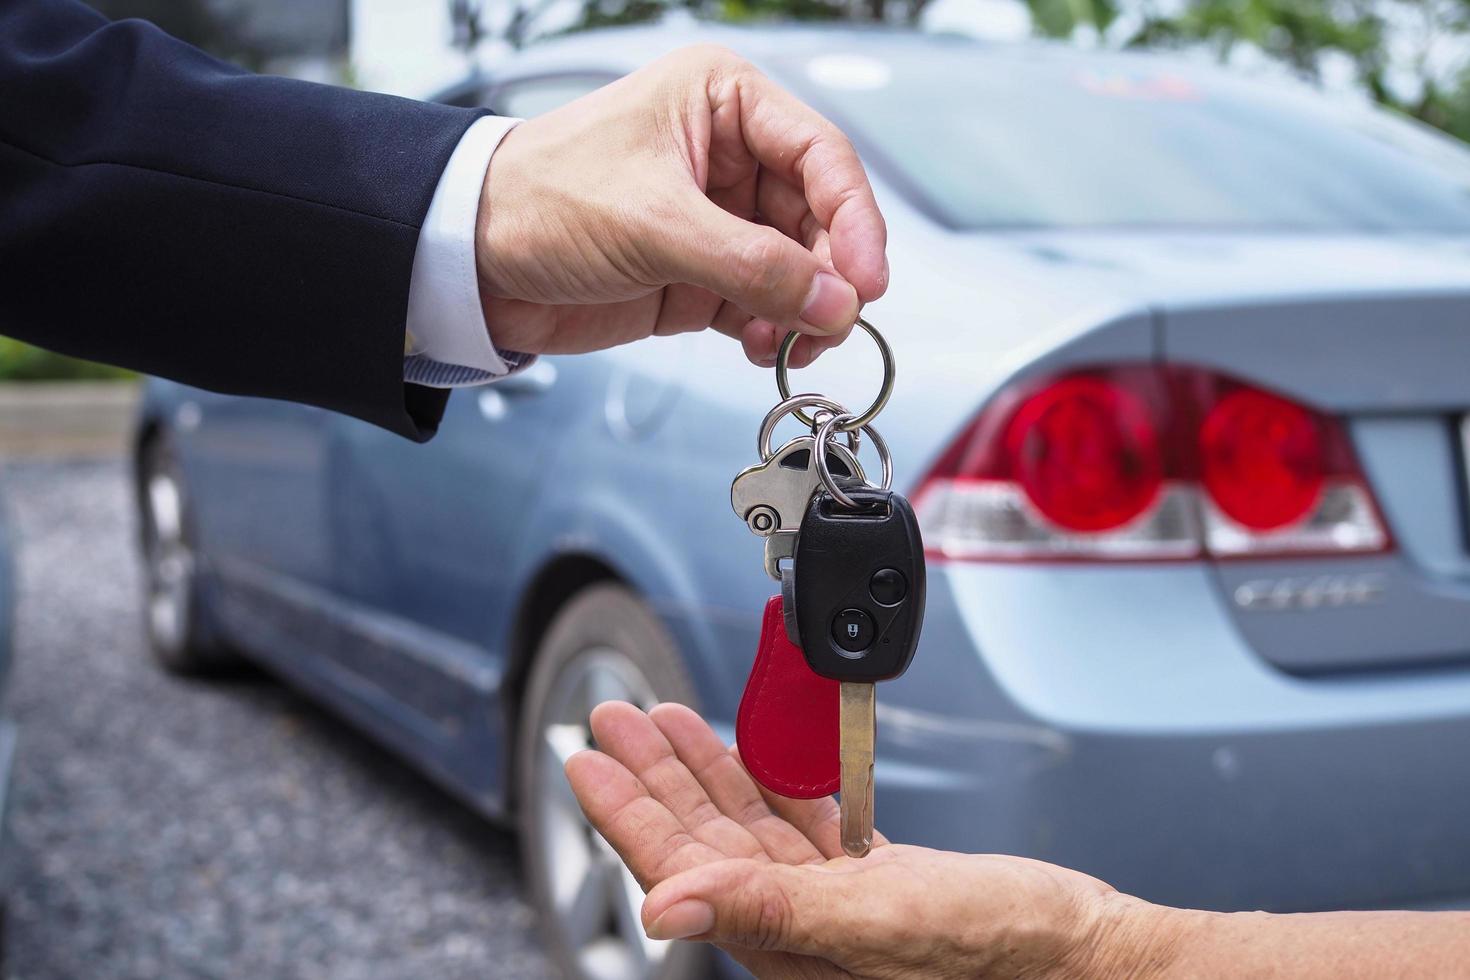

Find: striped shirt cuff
<box><xmin>403</xmin><ymin>349</ymin><xmax>535</xmax><ymax>387</ymax></box>
<box><xmin>402</xmin><ymin>115</ymin><xmax>528</xmax><ymax>389</ymax></box>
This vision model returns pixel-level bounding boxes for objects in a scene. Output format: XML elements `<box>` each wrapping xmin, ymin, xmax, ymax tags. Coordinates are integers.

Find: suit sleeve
<box><xmin>0</xmin><ymin>0</ymin><xmax>491</xmax><ymax>440</ymax></box>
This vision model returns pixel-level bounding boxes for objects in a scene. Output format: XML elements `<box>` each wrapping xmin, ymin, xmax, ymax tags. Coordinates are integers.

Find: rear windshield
<box><xmin>776</xmin><ymin>46</ymin><xmax>1470</xmax><ymax>232</ymax></box>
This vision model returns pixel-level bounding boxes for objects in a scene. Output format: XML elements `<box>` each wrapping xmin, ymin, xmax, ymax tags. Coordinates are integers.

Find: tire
<box><xmin>516</xmin><ymin>584</ymin><xmax>710</xmax><ymax>980</ymax></box>
<box><xmin>137</xmin><ymin>435</ymin><xmax>235</xmax><ymax>674</ymax></box>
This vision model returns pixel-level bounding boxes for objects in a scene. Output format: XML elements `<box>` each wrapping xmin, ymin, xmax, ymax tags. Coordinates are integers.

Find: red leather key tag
<box><xmin>736</xmin><ymin>596</ymin><xmax>840</xmax><ymax>799</ymax></box>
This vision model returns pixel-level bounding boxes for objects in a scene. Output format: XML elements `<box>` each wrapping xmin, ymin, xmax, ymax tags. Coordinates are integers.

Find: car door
<box><xmin>316</xmin><ymin>72</ymin><xmax>619</xmax><ymax>802</ymax></box>
<box><xmin>173</xmin><ymin>389</ymin><xmax>336</xmax><ymax>603</ymax></box>
<box><xmin>331</xmin><ymin>70</ymin><xmax>617</xmax><ymax>638</ymax></box>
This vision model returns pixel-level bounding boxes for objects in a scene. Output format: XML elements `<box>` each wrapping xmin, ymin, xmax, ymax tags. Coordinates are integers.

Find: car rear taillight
<box><xmin>1005</xmin><ymin>375</ymin><xmax>1164</xmax><ymax>532</ymax></box>
<box><xmin>913</xmin><ymin>364</ymin><xmax>1390</xmax><ymax>561</ymax></box>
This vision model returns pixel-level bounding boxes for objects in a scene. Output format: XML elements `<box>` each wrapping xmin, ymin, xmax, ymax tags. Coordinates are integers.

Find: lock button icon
<box><xmin>830</xmin><ymin>607</ymin><xmax>875</xmax><ymax>656</ymax></box>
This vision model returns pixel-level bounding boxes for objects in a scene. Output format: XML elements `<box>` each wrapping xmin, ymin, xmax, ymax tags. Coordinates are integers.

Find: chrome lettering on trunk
<box><xmin>1233</xmin><ymin>574</ymin><xmax>1386</xmax><ymax>611</ymax></box>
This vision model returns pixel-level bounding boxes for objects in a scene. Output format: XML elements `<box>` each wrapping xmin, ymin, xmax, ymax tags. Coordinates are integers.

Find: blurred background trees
<box><xmin>0</xmin><ymin>339</ymin><xmax>132</xmax><ymax>383</ymax></box>
<box><xmin>1055</xmin><ymin>0</ymin><xmax>1470</xmax><ymax>140</ymax></box>
<box><xmin>78</xmin><ymin>0</ymin><xmax>1470</xmax><ymax>143</ymax></box>
<box><xmin>473</xmin><ymin>0</ymin><xmax>1470</xmax><ymax>140</ymax></box>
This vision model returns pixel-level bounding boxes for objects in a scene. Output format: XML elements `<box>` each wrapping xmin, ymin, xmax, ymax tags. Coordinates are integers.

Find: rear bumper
<box><xmin>872</xmin><ymin>563</ymin><xmax>1470</xmax><ymax>912</ymax></box>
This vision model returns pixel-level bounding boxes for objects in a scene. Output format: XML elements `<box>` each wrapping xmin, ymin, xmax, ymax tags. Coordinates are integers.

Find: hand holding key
<box><xmin>477</xmin><ymin>45</ymin><xmax>888</xmax><ymax>367</ymax></box>
<box><xmin>566</xmin><ymin>701</ymin><xmax>1130</xmax><ymax>980</ymax></box>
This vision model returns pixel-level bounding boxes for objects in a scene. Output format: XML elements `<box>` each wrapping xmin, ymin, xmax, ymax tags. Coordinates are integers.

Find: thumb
<box><xmin>642</xmin><ymin>858</ymin><xmax>856</xmax><ymax>955</ymax></box>
<box><xmin>664</xmin><ymin>197</ymin><xmax>859</xmax><ymax>336</ymax></box>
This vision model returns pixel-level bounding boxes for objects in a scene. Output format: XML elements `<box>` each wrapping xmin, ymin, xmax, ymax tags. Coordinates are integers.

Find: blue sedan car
<box><xmin>135</xmin><ymin>23</ymin><xmax>1470</xmax><ymax>980</ymax></box>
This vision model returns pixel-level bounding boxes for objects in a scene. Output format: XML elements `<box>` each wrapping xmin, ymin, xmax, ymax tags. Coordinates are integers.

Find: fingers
<box><xmin>739</xmin><ymin>318</ymin><xmax>779</xmax><ymax>366</ymax></box>
<box><xmin>642</xmin><ymin>856</ymin><xmax>876</xmax><ymax>951</ymax></box>
<box><xmin>733</xmin><ymin>747</ymin><xmax>890</xmax><ymax>859</ymax></box>
<box><xmin>708</xmin><ymin>299</ymin><xmax>755</xmax><ymax>346</ymax></box>
<box><xmin>723</xmin><ymin>64</ymin><xmax>888</xmax><ymax>304</ymax></box>
<box><xmin>653</xmin><ymin>49</ymin><xmax>886</xmax><ymax>356</ymax></box>
<box><xmin>756</xmin><ymin>171</ymin><xmax>820</xmax><ymax>247</ymax></box>
<box><xmin>753</xmin><ymin>779</ymin><xmax>848</xmax><ymax>861</ymax></box>
<box><xmin>588</xmin><ymin>702</ymin><xmax>768</xmax><ymax>862</ymax></box>
<box><xmin>665</xmin><ymin>194</ymin><xmax>859</xmax><ymax>336</ymax></box>
<box><xmin>564</xmin><ymin>746</ymin><xmax>719</xmax><ymax>891</ymax></box>
<box><xmin>735</xmin><ymin>210</ymin><xmax>853</xmax><ymax>367</ymax></box>
<box><xmin>739</xmin><ymin>318</ymin><xmax>849</xmax><ymax>369</ymax></box>
<box><xmin>570</xmin><ymin>706</ymin><xmax>849</xmax><ymax>980</ymax></box>
<box><xmin>650</xmin><ymin>703</ymin><xmax>827</xmax><ymax>866</ymax></box>
<box><xmin>653</xmin><ymin>282</ymin><xmax>726</xmax><ymax>339</ymax></box>
<box><xmin>667</xmin><ymin>289</ymin><xmax>841</xmax><ymax>370</ymax></box>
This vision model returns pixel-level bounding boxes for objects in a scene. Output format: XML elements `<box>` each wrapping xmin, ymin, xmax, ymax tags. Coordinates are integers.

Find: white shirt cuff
<box><xmin>404</xmin><ymin>114</ymin><xmax>530</xmax><ymax>388</ymax></box>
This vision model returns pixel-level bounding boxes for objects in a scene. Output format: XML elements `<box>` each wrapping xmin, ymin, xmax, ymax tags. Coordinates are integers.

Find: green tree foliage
<box><xmin>1032</xmin><ymin>0</ymin><xmax>1470</xmax><ymax>140</ymax></box>
<box><xmin>499</xmin><ymin>0</ymin><xmax>1470</xmax><ymax>141</ymax></box>
<box><xmin>0</xmin><ymin>339</ymin><xmax>133</xmax><ymax>383</ymax></box>
<box><xmin>1029</xmin><ymin>0</ymin><xmax>1119</xmax><ymax>38</ymax></box>
<box><xmin>496</xmin><ymin>0</ymin><xmax>932</xmax><ymax>43</ymax></box>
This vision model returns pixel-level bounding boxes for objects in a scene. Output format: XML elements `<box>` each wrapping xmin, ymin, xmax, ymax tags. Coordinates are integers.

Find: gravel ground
<box><xmin>0</xmin><ymin>458</ymin><xmax>556</xmax><ymax>980</ymax></box>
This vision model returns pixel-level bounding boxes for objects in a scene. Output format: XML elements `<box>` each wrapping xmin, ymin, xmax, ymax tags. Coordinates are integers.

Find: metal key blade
<box><xmin>838</xmin><ymin>681</ymin><xmax>876</xmax><ymax>858</ymax></box>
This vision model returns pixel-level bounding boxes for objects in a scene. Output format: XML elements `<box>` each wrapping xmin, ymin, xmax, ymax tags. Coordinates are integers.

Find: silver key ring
<box><xmin>776</xmin><ymin>317</ymin><xmax>895</xmax><ymax>432</ymax></box>
<box><xmin>808</xmin><ymin>407</ymin><xmax>863</xmax><ymax>458</ymax></box>
<box><xmin>758</xmin><ymin>393</ymin><xmax>859</xmax><ymax>461</ymax></box>
<box><xmin>814</xmin><ymin>412</ymin><xmax>892</xmax><ymax>508</ymax></box>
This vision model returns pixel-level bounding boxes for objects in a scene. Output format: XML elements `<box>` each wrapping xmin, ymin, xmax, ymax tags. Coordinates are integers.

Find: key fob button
<box><xmin>869</xmin><ymin>568</ymin><xmax>907</xmax><ymax>606</ymax></box>
<box><xmin>830</xmin><ymin>608</ymin><xmax>875</xmax><ymax>655</ymax></box>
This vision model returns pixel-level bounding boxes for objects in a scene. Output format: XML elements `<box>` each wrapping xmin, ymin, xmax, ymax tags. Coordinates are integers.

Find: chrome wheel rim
<box><xmin>536</xmin><ymin>647</ymin><xmax>669</xmax><ymax>980</ymax></box>
<box><xmin>144</xmin><ymin>469</ymin><xmax>193</xmax><ymax>655</ymax></box>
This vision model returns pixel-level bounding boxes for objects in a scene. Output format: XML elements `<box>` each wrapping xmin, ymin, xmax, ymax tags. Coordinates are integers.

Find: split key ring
<box><xmin>775</xmin><ymin>317</ymin><xmax>895</xmax><ymax>432</ymax></box>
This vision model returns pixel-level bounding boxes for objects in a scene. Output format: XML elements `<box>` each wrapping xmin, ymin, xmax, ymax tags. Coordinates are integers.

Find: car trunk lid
<box><xmin>1160</xmin><ymin>280</ymin><xmax>1470</xmax><ymax>674</ymax></box>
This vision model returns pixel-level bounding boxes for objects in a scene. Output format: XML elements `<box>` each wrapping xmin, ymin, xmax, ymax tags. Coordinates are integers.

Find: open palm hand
<box><xmin>566</xmin><ymin>701</ymin><xmax>1127</xmax><ymax>980</ymax></box>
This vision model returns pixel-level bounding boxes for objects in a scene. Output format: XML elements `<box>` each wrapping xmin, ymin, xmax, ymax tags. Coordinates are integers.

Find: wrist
<box><xmin>475</xmin><ymin>121</ymin><xmax>529</xmax><ymax>304</ymax></box>
<box><xmin>1064</xmin><ymin>893</ymin><xmax>1196</xmax><ymax>980</ymax></box>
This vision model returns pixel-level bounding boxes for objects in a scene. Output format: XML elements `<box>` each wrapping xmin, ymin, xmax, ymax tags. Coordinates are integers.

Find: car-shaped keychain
<box><xmin>731</xmin><ymin>428</ymin><xmax>868</xmax><ymax>579</ymax></box>
<box><xmin>730</xmin><ymin>432</ymin><xmax>867</xmax><ymax>535</ymax></box>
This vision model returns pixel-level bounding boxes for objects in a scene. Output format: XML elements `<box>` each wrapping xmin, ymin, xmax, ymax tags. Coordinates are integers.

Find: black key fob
<box><xmin>792</xmin><ymin>487</ymin><xmax>926</xmax><ymax>682</ymax></box>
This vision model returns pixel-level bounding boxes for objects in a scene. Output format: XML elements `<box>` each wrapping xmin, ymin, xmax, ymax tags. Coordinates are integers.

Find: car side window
<box><xmin>487</xmin><ymin>75</ymin><xmax>615</xmax><ymax>117</ymax></box>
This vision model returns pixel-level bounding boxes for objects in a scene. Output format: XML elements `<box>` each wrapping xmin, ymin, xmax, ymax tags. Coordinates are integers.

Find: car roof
<box><xmin>491</xmin><ymin>21</ymin><xmax>937</xmax><ymax>74</ymax></box>
<box><xmin>475</xmin><ymin>17</ymin><xmax>1234</xmax><ymax>86</ymax></box>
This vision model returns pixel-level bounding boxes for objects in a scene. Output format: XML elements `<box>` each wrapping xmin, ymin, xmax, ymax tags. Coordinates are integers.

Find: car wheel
<box><xmin>517</xmin><ymin>583</ymin><xmax>710</xmax><ymax>980</ymax></box>
<box><xmin>138</xmin><ymin>436</ymin><xmax>233</xmax><ymax>674</ymax></box>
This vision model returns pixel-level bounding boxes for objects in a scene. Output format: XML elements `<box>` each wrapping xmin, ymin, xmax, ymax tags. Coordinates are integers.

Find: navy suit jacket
<box><xmin>0</xmin><ymin>0</ymin><xmax>490</xmax><ymax>440</ymax></box>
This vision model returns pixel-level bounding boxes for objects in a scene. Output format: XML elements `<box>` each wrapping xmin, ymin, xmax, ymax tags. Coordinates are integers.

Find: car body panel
<box><xmin>0</xmin><ymin>495</ymin><xmax>13</xmax><ymax>689</ymax></box>
<box><xmin>0</xmin><ymin>482</ymin><xmax>22</xmax><ymax>844</ymax></box>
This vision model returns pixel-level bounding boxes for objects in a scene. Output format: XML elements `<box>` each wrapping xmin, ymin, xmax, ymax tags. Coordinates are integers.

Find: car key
<box><xmin>793</xmin><ymin>485</ymin><xmax>926</xmax><ymax>857</ymax></box>
<box><xmin>729</xmin><ymin>395</ymin><xmax>866</xmax><ymax>801</ymax></box>
<box><xmin>731</xmin><ymin>319</ymin><xmax>917</xmax><ymax>851</ymax></box>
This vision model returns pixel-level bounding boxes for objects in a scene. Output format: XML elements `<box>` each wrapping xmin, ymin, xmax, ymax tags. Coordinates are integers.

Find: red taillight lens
<box><xmin>1200</xmin><ymin>389</ymin><xmax>1323</xmax><ymax>530</ymax></box>
<box><xmin>1005</xmin><ymin>377</ymin><xmax>1163</xmax><ymax>532</ymax></box>
<box><xmin>913</xmin><ymin>364</ymin><xmax>1390</xmax><ymax>562</ymax></box>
